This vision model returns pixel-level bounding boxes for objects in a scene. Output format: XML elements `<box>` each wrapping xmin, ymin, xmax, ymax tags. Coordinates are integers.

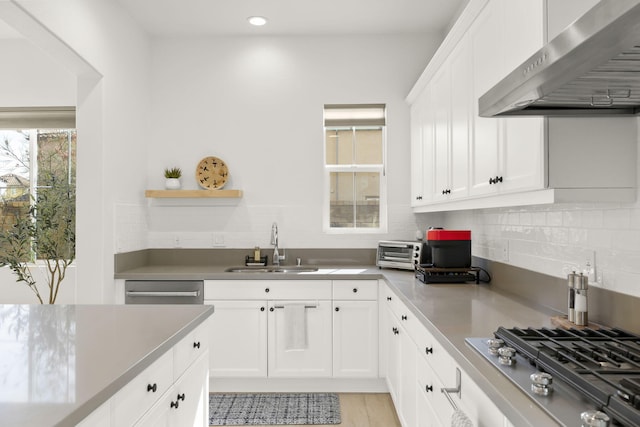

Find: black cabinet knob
<box><xmin>489</xmin><ymin>177</ymin><xmax>494</xmax><ymax>184</ymax></box>
<box><xmin>171</xmin><ymin>400</ymin><xmax>179</xmax><ymax>409</ymax></box>
<box><xmin>193</xmin><ymin>342</ymin><xmax>200</xmax><ymax>349</ymax></box>
<box><xmin>147</xmin><ymin>383</ymin><xmax>157</xmax><ymax>393</ymax></box>
<box><xmin>425</xmin><ymin>347</ymin><xmax>433</xmax><ymax>355</ymax></box>
<box><xmin>386</xmin><ymin>296</ymin><xmax>392</xmax><ymax>301</ymax></box>
<box><xmin>270</xmin><ymin>307</ymin><xmax>274</xmax><ymax>312</ymax></box>
<box><xmin>497</xmin><ymin>175</ymin><xmax>503</xmax><ymax>183</ymax></box>
<box><xmin>353</xmin><ymin>288</ymin><xmax>358</xmax><ymax>293</ymax></box>
<box><xmin>177</xmin><ymin>393</ymin><xmax>185</xmax><ymax>401</ymax></box>
<box><xmin>401</xmin><ymin>315</ymin><xmax>407</xmax><ymax>321</ymax></box>
<box><xmin>335</xmin><ymin>307</ymin><xmax>340</xmax><ymax>312</ymax></box>
<box><xmin>265</xmin><ymin>288</ymin><xmax>270</xmax><ymax>293</ymax></box>
<box><xmin>426</xmin><ymin>385</ymin><xmax>433</xmax><ymax>393</ymax></box>
<box><xmin>260</xmin><ymin>307</ymin><xmax>265</xmax><ymax>312</ymax></box>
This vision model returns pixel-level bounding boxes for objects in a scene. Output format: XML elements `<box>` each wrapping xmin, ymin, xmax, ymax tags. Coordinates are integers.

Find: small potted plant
<box><xmin>164</xmin><ymin>167</ymin><xmax>182</xmax><ymax>190</ymax></box>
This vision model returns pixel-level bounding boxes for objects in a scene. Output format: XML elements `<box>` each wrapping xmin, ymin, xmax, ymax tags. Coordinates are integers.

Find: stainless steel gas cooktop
<box><xmin>467</xmin><ymin>327</ymin><xmax>640</xmax><ymax>427</ymax></box>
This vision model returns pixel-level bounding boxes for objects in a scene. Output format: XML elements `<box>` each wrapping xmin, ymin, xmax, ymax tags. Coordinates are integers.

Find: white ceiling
<box><xmin>114</xmin><ymin>0</ymin><xmax>469</xmax><ymax>36</ymax></box>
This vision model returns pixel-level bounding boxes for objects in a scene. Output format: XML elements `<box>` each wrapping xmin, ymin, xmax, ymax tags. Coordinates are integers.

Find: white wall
<box><xmin>136</xmin><ymin>34</ymin><xmax>441</xmax><ymax>251</ymax></box>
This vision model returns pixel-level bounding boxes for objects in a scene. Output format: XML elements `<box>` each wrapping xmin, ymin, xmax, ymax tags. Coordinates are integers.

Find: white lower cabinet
<box><xmin>333</xmin><ymin>280</ymin><xmax>378</xmax><ymax>378</ymax></box>
<box><xmin>382</xmin><ymin>284</ymin><xmax>506</xmax><ymax>427</ymax></box>
<box><xmin>77</xmin><ymin>319</ymin><xmax>210</xmax><ymax>426</ymax></box>
<box><xmin>333</xmin><ymin>300</ymin><xmax>378</xmax><ymax>378</ymax></box>
<box><xmin>204</xmin><ymin>279</ymin><xmax>379</xmax><ymax>380</ymax></box>
<box><xmin>206</xmin><ymin>300</ymin><xmax>268</xmax><ymax>377</ymax></box>
<box><xmin>268</xmin><ymin>300</ymin><xmax>332</xmax><ymax>377</ymax></box>
<box><xmin>136</xmin><ymin>353</ymin><xmax>209</xmax><ymax>427</ymax></box>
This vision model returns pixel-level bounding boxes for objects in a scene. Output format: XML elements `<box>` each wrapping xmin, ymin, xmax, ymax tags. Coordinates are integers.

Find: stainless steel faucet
<box><xmin>270</xmin><ymin>222</ymin><xmax>280</xmax><ymax>266</ymax></box>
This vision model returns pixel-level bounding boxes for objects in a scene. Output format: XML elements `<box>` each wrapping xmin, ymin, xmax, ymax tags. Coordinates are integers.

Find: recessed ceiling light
<box><xmin>248</xmin><ymin>16</ymin><xmax>267</xmax><ymax>26</ymax></box>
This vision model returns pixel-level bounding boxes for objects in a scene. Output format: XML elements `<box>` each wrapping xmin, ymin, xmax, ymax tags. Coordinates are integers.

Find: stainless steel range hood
<box><xmin>479</xmin><ymin>0</ymin><xmax>640</xmax><ymax>117</ymax></box>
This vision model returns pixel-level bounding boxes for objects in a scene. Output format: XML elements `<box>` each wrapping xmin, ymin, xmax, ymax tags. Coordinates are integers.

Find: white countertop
<box><xmin>0</xmin><ymin>304</ymin><xmax>214</xmax><ymax>427</ymax></box>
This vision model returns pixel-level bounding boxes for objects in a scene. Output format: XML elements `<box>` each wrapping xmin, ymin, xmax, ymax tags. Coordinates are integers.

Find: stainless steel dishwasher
<box><xmin>124</xmin><ymin>280</ymin><xmax>204</xmax><ymax>304</ymax></box>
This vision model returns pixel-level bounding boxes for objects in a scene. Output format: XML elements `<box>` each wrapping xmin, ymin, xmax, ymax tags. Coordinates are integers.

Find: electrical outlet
<box><xmin>212</xmin><ymin>233</ymin><xmax>226</xmax><ymax>247</ymax></box>
<box><xmin>584</xmin><ymin>250</ymin><xmax>597</xmax><ymax>283</ymax></box>
<box><xmin>497</xmin><ymin>240</ymin><xmax>509</xmax><ymax>262</ymax></box>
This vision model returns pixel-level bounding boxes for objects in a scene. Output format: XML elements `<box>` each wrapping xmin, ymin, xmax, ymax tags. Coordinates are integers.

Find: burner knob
<box><xmin>580</xmin><ymin>410</ymin><xmax>610</xmax><ymax>427</ymax></box>
<box><xmin>497</xmin><ymin>346</ymin><xmax>517</xmax><ymax>366</ymax></box>
<box><xmin>530</xmin><ymin>372</ymin><xmax>553</xmax><ymax>396</ymax></box>
<box><xmin>487</xmin><ymin>338</ymin><xmax>504</xmax><ymax>356</ymax></box>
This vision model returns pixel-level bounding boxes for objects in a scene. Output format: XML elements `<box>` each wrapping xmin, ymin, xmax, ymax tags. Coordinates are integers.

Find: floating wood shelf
<box><xmin>145</xmin><ymin>189</ymin><xmax>243</xmax><ymax>198</ymax></box>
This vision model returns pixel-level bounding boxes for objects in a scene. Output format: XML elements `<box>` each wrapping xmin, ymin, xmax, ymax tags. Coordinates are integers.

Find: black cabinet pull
<box><xmin>335</xmin><ymin>307</ymin><xmax>340</xmax><ymax>312</ymax></box>
<box><xmin>193</xmin><ymin>342</ymin><xmax>200</xmax><ymax>349</ymax></box>
<box><xmin>426</xmin><ymin>385</ymin><xmax>433</xmax><ymax>393</ymax></box>
<box><xmin>496</xmin><ymin>175</ymin><xmax>503</xmax><ymax>183</ymax></box>
<box><xmin>177</xmin><ymin>393</ymin><xmax>185</xmax><ymax>401</ymax></box>
<box><xmin>147</xmin><ymin>383</ymin><xmax>157</xmax><ymax>393</ymax></box>
<box><xmin>386</xmin><ymin>296</ymin><xmax>392</xmax><ymax>301</ymax></box>
<box><xmin>270</xmin><ymin>307</ymin><xmax>274</xmax><ymax>312</ymax></box>
<box><xmin>353</xmin><ymin>288</ymin><xmax>358</xmax><ymax>293</ymax></box>
<box><xmin>489</xmin><ymin>177</ymin><xmax>494</xmax><ymax>184</ymax></box>
<box><xmin>260</xmin><ymin>307</ymin><xmax>265</xmax><ymax>311</ymax></box>
<box><xmin>265</xmin><ymin>288</ymin><xmax>270</xmax><ymax>293</ymax></box>
<box><xmin>171</xmin><ymin>400</ymin><xmax>179</xmax><ymax>409</ymax></box>
<box><xmin>401</xmin><ymin>315</ymin><xmax>407</xmax><ymax>321</ymax></box>
<box><xmin>392</xmin><ymin>327</ymin><xmax>399</xmax><ymax>335</ymax></box>
<box><xmin>425</xmin><ymin>347</ymin><xmax>433</xmax><ymax>354</ymax></box>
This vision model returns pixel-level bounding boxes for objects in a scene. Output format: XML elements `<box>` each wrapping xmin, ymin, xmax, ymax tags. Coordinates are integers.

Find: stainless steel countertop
<box><xmin>0</xmin><ymin>304</ymin><xmax>214</xmax><ymax>427</ymax></box>
<box><xmin>116</xmin><ymin>264</ymin><xmax>562</xmax><ymax>425</ymax></box>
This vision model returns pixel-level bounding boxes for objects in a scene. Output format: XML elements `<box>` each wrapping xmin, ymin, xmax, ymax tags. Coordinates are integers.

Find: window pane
<box><xmin>354</xmin><ymin>128</ymin><xmax>383</xmax><ymax>164</ymax></box>
<box><xmin>325</xmin><ymin>129</ymin><xmax>353</xmax><ymax>165</ymax></box>
<box><xmin>0</xmin><ymin>128</ymin><xmax>76</xmax><ymax>261</ymax></box>
<box><xmin>355</xmin><ymin>172</ymin><xmax>380</xmax><ymax>227</ymax></box>
<box><xmin>0</xmin><ymin>131</ymin><xmax>31</xmax><ymax>261</ymax></box>
<box><xmin>329</xmin><ymin>171</ymin><xmax>353</xmax><ymax>228</ymax></box>
<box><xmin>329</xmin><ymin>171</ymin><xmax>380</xmax><ymax>228</ymax></box>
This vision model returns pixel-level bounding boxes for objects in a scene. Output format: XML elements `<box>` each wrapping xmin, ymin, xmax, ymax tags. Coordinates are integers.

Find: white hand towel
<box><xmin>284</xmin><ymin>304</ymin><xmax>307</xmax><ymax>351</ymax></box>
<box><xmin>451</xmin><ymin>408</ymin><xmax>473</xmax><ymax>427</ymax></box>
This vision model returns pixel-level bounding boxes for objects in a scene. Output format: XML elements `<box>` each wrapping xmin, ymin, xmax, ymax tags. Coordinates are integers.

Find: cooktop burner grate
<box><xmin>494</xmin><ymin>326</ymin><xmax>640</xmax><ymax>426</ymax></box>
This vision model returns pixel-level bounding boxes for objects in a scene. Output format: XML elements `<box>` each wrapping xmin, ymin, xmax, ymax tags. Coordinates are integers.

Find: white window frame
<box><xmin>322</xmin><ymin>124</ymin><xmax>388</xmax><ymax>234</ymax></box>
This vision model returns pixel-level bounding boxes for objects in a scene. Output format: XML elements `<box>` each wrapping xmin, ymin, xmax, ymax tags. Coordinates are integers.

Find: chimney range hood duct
<box><xmin>479</xmin><ymin>0</ymin><xmax>640</xmax><ymax>117</ymax></box>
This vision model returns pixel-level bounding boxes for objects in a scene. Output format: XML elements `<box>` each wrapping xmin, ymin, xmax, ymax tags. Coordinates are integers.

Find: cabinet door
<box><xmin>449</xmin><ymin>35</ymin><xmax>471</xmax><ymax>200</ymax></box>
<box><xmin>385</xmin><ymin>309</ymin><xmax>401</xmax><ymax>405</ymax></box>
<box><xmin>207</xmin><ymin>300</ymin><xmax>268</xmax><ymax>377</ymax></box>
<box><xmin>416</xmin><ymin>379</ymin><xmax>441</xmax><ymax>427</ymax></box>
<box><xmin>411</xmin><ymin>95</ymin><xmax>427</xmax><ymax>206</ymax></box>
<box><xmin>268</xmin><ymin>300</ymin><xmax>332</xmax><ymax>377</ymax></box>
<box><xmin>432</xmin><ymin>64</ymin><xmax>451</xmax><ymax>201</ymax></box>
<box><xmin>136</xmin><ymin>354</ymin><xmax>209</xmax><ymax>427</ymax></box>
<box><xmin>469</xmin><ymin>1</ymin><xmax>502</xmax><ymax>197</ymax></box>
<box><xmin>399</xmin><ymin>326</ymin><xmax>417</xmax><ymax>427</ymax></box>
<box><xmin>333</xmin><ymin>300</ymin><xmax>378</xmax><ymax>378</ymax></box>
<box><xmin>499</xmin><ymin>0</ymin><xmax>545</xmax><ymax>194</ymax></box>
<box><xmin>172</xmin><ymin>354</ymin><xmax>209</xmax><ymax>427</ymax></box>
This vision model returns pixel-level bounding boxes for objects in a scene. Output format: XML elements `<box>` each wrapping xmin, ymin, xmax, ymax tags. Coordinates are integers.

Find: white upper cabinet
<box><xmin>409</xmin><ymin>0</ymin><xmax>637</xmax><ymax>212</ymax></box>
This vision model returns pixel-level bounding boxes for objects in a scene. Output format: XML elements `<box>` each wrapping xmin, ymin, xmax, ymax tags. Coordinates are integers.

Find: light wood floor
<box><xmin>271</xmin><ymin>393</ymin><xmax>401</xmax><ymax>427</ymax></box>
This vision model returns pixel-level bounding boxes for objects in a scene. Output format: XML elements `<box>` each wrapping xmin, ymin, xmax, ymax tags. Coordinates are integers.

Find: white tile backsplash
<box><xmin>424</xmin><ymin>203</ymin><xmax>640</xmax><ymax>298</ymax></box>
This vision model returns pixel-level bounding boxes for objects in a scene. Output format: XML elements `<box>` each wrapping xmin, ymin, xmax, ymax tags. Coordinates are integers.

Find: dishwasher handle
<box><xmin>126</xmin><ymin>290</ymin><xmax>201</xmax><ymax>298</ymax></box>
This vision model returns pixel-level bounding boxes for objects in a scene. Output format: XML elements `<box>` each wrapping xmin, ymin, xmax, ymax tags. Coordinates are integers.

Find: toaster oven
<box><xmin>376</xmin><ymin>240</ymin><xmax>429</xmax><ymax>270</ymax></box>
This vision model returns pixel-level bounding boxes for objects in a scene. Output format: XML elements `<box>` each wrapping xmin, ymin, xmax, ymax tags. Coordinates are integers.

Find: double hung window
<box><xmin>323</xmin><ymin>104</ymin><xmax>387</xmax><ymax>233</ymax></box>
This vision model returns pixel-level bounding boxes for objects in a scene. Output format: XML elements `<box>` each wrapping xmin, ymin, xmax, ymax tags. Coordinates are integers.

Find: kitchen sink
<box><xmin>224</xmin><ymin>266</ymin><xmax>319</xmax><ymax>273</ymax></box>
